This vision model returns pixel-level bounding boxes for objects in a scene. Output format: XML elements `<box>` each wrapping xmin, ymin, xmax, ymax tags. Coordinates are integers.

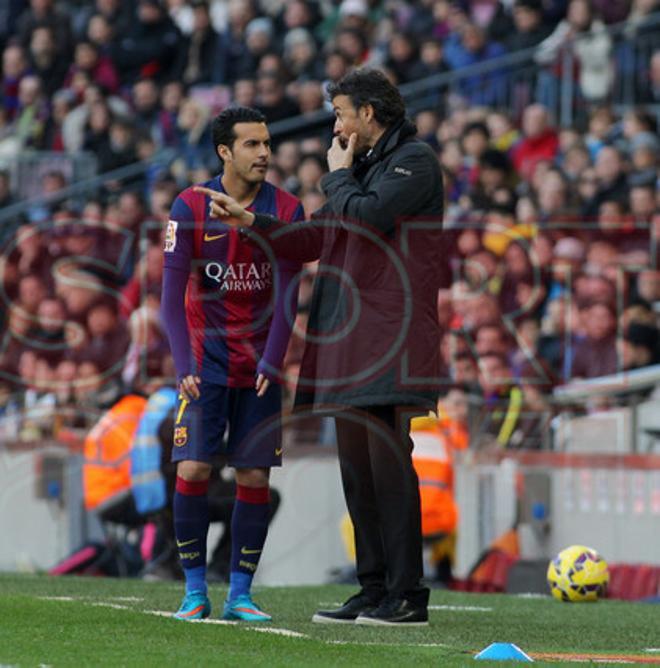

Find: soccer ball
<box><xmin>547</xmin><ymin>545</ymin><xmax>609</xmax><ymax>602</ymax></box>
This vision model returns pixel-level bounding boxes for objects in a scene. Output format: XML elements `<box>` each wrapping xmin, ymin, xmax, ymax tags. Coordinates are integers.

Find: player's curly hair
<box><xmin>212</xmin><ymin>107</ymin><xmax>267</xmax><ymax>159</ymax></box>
<box><xmin>326</xmin><ymin>69</ymin><xmax>405</xmax><ymax>128</ymax></box>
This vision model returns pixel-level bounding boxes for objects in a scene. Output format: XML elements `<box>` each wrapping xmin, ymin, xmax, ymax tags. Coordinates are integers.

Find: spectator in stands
<box><xmin>536</xmin><ymin>0</ymin><xmax>613</xmax><ymax>104</ymax></box>
<box><xmin>572</xmin><ymin>301</ymin><xmax>618</xmax><ymax>378</ymax></box>
<box><xmin>630</xmin><ymin>184</ymin><xmax>656</xmax><ymax>225</ymax></box>
<box><xmin>13</xmin><ymin>75</ymin><xmax>48</xmax><ymax>151</ymax></box>
<box><xmin>628</xmin><ymin>131</ymin><xmax>658</xmax><ymax>187</ymax></box>
<box><xmin>111</xmin><ymin>0</ymin><xmax>182</xmax><ymax>84</ymax></box>
<box><xmin>474</xmin><ymin>352</ymin><xmax>525</xmax><ymax>449</ymax></box>
<box><xmin>121</xmin><ymin>304</ymin><xmax>168</xmax><ymax>386</ymax></box>
<box><xmin>255</xmin><ymin>73</ymin><xmax>301</xmax><ymax>123</ymax></box>
<box><xmin>506</xmin><ymin>0</ymin><xmax>552</xmax><ymax>52</ymax></box>
<box><xmin>26</xmin><ymin>297</ymin><xmax>68</xmax><ymax>367</ymax></box>
<box><xmin>181</xmin><ymin>0</ymin><xmax>219</xmax><ymax>85</ymax></box>
<box><xmin>170</xmin><ymin>97</ymin><xmax>214</xmax><ymax>178</ymax></box>
<box><xmin>85</xmin><ymin>301</ymin><xmax>130</xmax><ymax>372</ymax></box>
<box><xmin>511</xmin><ymin>104</ymin><xmax>559</xmax><ymax>181</ymax></box>
<box><xmin>97</xmin><ymin>118</ymin><xmax>138</xmax><ymax>175</ymax></box>
<box><xmin>28</xmin><ymin>25</ymin><xmax>67</xmax><ymax>97</ymax></box>
<box><xmin>65</xmin><ymin>40</ymin><xmax>119</xmax><ymax>94</ymax></box>
<box><xmin>17</xmin><ymin>0</ymin><xmax>73</xmax><ymax>59</ymax></box>
<box><xmin>444</xmin><ymin>23</ymin><xmax>507</xmax><ymax>105</ymax></box>
<box><xmin>213</xmin><ymin>0</ymin><xmax>256</xmax><ymax>85</ymax></box>
<box><xmin>132</xmin><ymin>79</ymin><xmax>162</xmax><ymax>145</ymax></box>
<box><xmin>120</xmin><ymin>244</ymin><xmax>164</xmax><ymax>319</ymax></box>
<box><xmin>585</xmin><ymin>145</ymin><xmax>629</xmax><ymax>218</ymax></box>
<box><xmin>284</xmin><ymin>28</ymin><xmax>322</xmax><ymax>81</ymax></box>
<box><xmin>1</xmin><ymin>45</ymin><xmax>29</xmax><ymax>123</ymax></box>
<box><xmin>74</xmin><ymin>0</ymin><xmax>131</xmax><ymax>41</ymax></box>
<box><xmin>385</xmin><ymin>32</ymin><xmax>424</xmax><ymax>84</ymax></box>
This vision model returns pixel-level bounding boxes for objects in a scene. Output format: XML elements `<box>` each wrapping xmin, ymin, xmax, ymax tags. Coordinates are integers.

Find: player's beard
<box><xmin>240</xmin><ymin>163</ymin><xmax>268</xmax><ymax>184</ymax></box>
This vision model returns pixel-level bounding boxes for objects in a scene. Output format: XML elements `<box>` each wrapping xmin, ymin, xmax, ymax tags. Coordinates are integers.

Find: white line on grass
<box><xmin>90</xmin><ymin>602</ymin><xmax>132</xmax><ymax>610</ymax></box>
<box><xmin>325</xmin><ymin>640</ymin><xmax>452</xmax><ymax>648</ymax></box>
<box><xmin>250</xmin><ymin>627</ymin><xmax>309</xmax><ymax>638</ymax></box>
<box><xmin>37</xmin><ymin>596</ymin><xmax>76</xmax><ymax>602</ymax></box>
<box><xmin>146</xmin><ymin>610</ymin><xmax>237</xmax><ymax>624</ymax></box>
<box><xmin>644</xmin><ymin>649</ymin><xmax>660</xmax><ymax>653</ymax></box>
<box><xmin>108</xmin><ymin>597</ymin><xmax>144</xmax><ymax>602</ymax></box>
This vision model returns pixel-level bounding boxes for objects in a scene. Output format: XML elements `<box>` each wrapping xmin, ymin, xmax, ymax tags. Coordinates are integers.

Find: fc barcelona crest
<box><xmin>174</xmin><ymin>426</ymin><xmax>188</xmax><ymax>447</ymax></box>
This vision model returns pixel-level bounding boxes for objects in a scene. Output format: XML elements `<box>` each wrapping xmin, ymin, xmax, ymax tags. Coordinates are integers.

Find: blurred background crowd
<box><xmin>0</xmin><ymin>0</ymin><xmax>659</xmax><ymax>451</ymax></box>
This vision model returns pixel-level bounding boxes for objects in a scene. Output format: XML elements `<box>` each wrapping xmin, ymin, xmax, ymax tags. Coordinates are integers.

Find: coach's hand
<box><xmin>179</xmin><ymin>374</ymin><xmax>201</xmax><ymax>402</ymax></box>
<box><xmin>327</xmin><ymin>133</ymin><xmax>357</xmax><ymax>172</ymax></box>
<box><xmin>255</xmin><ymin>373</ymin><xmax>270</xmax><ymax>398</ymax></box>
<box><xmin>193</xmin><ymin>186</ymin><xmax>255</xmax><ymax>228</ymax></box>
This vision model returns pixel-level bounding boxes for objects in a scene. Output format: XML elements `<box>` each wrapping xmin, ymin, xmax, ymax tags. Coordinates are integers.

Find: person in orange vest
<box><xmin>83</xmin><ymin>394</ymin><xmax>148</xmax><ymax>515</ymax></box>
<box><xmin>410</xmin><ymin>387</ymin><xmax>469</xmax><ymax>583</ymax></box>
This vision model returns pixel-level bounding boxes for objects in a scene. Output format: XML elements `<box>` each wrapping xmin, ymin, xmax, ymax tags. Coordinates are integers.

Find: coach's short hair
<box><xmin>211</xmin><ymin>106</ymin><xmax>267</xmax><ymax>156</ymax></box>
<box><xmin>327</xmin><ymin>69</ymin><xmax>406</xmax><ymax>128</ymax></box>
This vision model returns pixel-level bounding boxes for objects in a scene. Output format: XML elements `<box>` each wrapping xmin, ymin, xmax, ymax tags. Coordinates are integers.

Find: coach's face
<box><xmin>220</xmin><ymin>122</ymin><xmax>271</xmax><ymax>184</ymax></box>
<box><xmin>332</xmin><ymin>94</ymin><xmax>373</xmax><ymax>154</ymax></box>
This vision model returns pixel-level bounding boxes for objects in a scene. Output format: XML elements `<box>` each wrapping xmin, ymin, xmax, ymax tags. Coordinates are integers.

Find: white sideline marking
<box><xmin>146</xmin><ymin>610</ymin><xmax>236</xmax><ymax>624</ymax></box>
<box><xmin>250</xmin><ymin>627</ymin><xmax>308</xmax><ymax>638</ymax></box>
<box><xmin>428</xmin><ymin>605</ymin><xmax>492</xmax><ymax>612</ymax></box>
<box><xmin>326</xmin><ymin>640</ymin><xmax>450</xmax><ymax>648</ymax></box>
<box><xmin>109</xmin><ymin>596</ymin><xmax>144</xmax><ymax>602</ymax></box>
<box><xmin>644</xmin><ymin>649</ymin><xmax>660</xmax><ymax>653</ymax></box>
<box><xmin>38</xmin><ymin>596</ymin><xmax>76</xmax><ymax>602</ymax></box>
<box><xmin>90</xmin><ymin>602</ymin><xmax>132</xmax><ymax>610</ymax></box>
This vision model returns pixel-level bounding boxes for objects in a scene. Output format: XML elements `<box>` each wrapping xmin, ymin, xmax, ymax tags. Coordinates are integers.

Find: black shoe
<box><xmin>355</xmin><ymin>596</ymin><xmax>428</xmax><ymax>626</ymax></box>
<box><xmin>312</xmin><ymin>591</ymin><xmax>383</xmax><ymax>624</ymax></box>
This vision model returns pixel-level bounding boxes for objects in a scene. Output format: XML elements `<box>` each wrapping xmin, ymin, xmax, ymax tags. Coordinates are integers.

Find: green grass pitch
<box><xmin>0</xmin><ymin>574</ymin><xmax>658</xmax><ymax>666</ymax></box>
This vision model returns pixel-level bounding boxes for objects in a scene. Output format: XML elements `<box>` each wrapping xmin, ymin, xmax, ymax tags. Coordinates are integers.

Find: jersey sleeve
<box><xmin>163</xmin><ymin>195</ymin><xmax>195</xmax><ymax>272</ymax></box>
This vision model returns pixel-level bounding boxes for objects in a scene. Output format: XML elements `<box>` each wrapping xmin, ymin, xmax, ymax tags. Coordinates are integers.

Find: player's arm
<box><xmin>160</xmin><ymin>198</ymin><xmax>201</xmax><ymax>402</ymax></box>
<box><xmin>193</xmin><ymin>186</ymin><xmax>324</xmax><ymax>263</ymax></box>
<box><xmin>321</xmin><ymin>141</ymin><xmax>441</xmax><ymax>235</ymax></box>
<box><xmin>255</xmin><ymin>204</ymin><xmax>305</xmax><ymax>396</ymax></box>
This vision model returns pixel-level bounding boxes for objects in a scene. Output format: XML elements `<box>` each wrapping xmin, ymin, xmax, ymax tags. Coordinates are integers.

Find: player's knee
<box><xmin>235</xmin><ymin>467</ymin><xmax>270</xmax><ymax>488</ymax></box>
<box><xmin>177</xmin><ymin>460</ymin><xmax>212</xmax><ymax>481</ymax></box>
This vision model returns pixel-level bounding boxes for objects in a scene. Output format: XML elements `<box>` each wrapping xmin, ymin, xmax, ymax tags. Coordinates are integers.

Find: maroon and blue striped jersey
<box><xmin>163</xmin><ymin>175</ymin><xmax>304</xmax><ymax>387</ymax></box>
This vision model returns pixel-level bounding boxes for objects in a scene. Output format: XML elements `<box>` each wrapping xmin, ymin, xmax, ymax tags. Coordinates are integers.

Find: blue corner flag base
<box><xmin>475</xmin><ymin>643</ymin><xmax>534</xmax><ymax>662</ymax></box>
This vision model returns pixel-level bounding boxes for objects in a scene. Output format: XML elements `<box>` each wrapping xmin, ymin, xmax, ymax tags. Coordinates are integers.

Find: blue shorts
<box><xmin>171</xmin><ymin>381</ymin><xmax>283</xmax><ymax>468</ymax></box>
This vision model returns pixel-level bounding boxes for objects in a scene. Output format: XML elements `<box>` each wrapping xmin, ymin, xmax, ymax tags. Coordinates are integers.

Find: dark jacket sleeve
<box><xmin>320</xmin><ymin>144</ymin><xmax>441</xmax><ymax>235</ymax></box>
<box><xmin>249</xmin><ymin>213</ymin><xmax>324</xmax><ymax>264</ymax></box>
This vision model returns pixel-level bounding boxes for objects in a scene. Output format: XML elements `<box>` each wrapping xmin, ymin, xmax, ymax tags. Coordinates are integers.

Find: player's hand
<box><xmin>327</xmin><ymin>133</ymin><xmax>357</xmax><ymax>171</ymax></box>
<box><xmin>179</xmin><ymin>374</ymin><xmax>201</xmax><ymax>402</ymax></box>
<box><xmin>255</xmin><ymin>373</ymin><xmax>270</xmax><ymax>398</ymax></box>
<box><xmin>192</xmin><ymin>186</ymin><xmax>255</xmax><ymax>228</ymax></box>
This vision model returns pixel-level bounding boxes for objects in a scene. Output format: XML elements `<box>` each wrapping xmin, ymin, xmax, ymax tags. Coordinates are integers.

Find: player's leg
<box><xmin>222</xmin><ymin>466</ymin><xmax>273</xmax><ymax>621</ymax></box>
<box><xmin>355</xmin><ymin>405</ymin><xmax>429</xmax><ymax>626</ymax></box>
<box><xmin>222</xmin><ymin>385</ymin><xmax>282</xmax><ymax>622</ymax></box>
<box><xmin>171</xmin><ymin>384</ymin><xmax>227</xmax><ymax>620</ymax></box>
<box><xmin>312</xmin><ymin>410</ymin><xmax>386</xmax><ymax>624</ymax></box>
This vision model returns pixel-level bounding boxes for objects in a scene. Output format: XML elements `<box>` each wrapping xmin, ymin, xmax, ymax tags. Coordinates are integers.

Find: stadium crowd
<box><xmin>0</xmin><ymin>0</ymin><xmax>659</xmax><ymax>451</ymax></box>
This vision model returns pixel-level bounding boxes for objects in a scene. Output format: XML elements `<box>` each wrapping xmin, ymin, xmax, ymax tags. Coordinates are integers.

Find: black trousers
<box><xmin>335</xmin><ymin>404</ymin><xmax>428</xmax><ymax>605</ymax></box>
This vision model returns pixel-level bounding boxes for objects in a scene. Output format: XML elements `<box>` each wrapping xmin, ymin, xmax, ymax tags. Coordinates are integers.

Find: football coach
<box><xmin>198</xmin><ymin>69</ymin><xmax>445</xmax><ymax>626</ymax></box>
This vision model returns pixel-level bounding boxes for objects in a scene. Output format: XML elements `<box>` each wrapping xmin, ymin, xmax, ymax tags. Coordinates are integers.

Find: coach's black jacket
<box><xmin>250</xmin><ymin>118</ymin><xmax>445</xmax><ymax>412</ymax></box>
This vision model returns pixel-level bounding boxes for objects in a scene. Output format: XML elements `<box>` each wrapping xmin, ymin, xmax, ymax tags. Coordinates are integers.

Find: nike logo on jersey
<box><xmin>275</xmin><ymin>448</ymin><xmax>283</xmax><ymax>456</ymax></box>
<box><xmin>204</xmin><ymin>232</ymin><xmax>227</xmax><ymax>242</ymax></box>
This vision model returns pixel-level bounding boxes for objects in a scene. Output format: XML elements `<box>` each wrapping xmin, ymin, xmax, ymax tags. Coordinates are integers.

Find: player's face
<box><xmin>332</xmin><ymin>94</ymin><xmax>371</xmax><ymax>154</ymax></box>
<box><xmin>222</xmin><ymin>122</ymin><xmax>271</xmax><ymax>184</ymax></box>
